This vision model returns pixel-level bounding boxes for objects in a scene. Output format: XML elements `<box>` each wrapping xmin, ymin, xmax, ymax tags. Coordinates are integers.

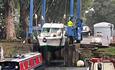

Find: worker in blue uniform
<box><xmin>66</xmin><ymin>17</ymin><xmax>75</xmax><ymax>44</ymax></box>
<box><xmin>66</xmin><ymin>17</ymin><xmax>83</xmax><ymax>46</ymax></box>
<box><xmin>76</xmin><ymin>18</ymin><xmax>83</xmax><ymax>42</ymax></box>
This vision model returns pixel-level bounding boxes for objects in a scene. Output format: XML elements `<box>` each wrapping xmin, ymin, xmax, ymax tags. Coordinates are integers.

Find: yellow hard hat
<box><xmin>67</xmin><ymin>21</ymin><xmax>73</xmax><ymax>27</ymax></box>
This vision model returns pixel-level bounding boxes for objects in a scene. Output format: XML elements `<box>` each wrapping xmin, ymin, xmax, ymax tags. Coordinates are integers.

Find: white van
<box><xmin>91</xmin><ymin>22</ymin><xmax>114</xmax><ymax>46</ymax></box>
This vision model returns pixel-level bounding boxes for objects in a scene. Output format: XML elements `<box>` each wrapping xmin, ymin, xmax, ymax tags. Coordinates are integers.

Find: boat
<box><xmin>0</xmin><ymin>52</ymin><xmax>43</xmax><ymax>70</ymax></box>
<box><xmin>37</xmin><ymin>23</ymin><xmax>66</xmax><ymax>47</ymax></box>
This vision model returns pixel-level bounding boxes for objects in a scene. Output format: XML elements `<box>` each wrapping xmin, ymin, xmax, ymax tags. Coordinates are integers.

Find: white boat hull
<box><xmin>38</xmin><ymin>36</ymin><xmax>66</xmax><ymax>47</ymax></box>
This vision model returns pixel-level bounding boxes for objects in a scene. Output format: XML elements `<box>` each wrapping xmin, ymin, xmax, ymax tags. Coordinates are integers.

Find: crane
<box><xmin>64</xmin><ymin>0</ymin><xmax>83</xmax><ymax>66</ymax></box>
<box><xmin>28</xmin><ymin>0</ymin><xmax>83</xmax><ymax>66</ymax></box>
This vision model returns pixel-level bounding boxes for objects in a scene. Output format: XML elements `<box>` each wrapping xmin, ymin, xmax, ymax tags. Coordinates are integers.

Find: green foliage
<box><xmin>82</xmin><ymin>0</ymin><xmax>94</xmax><ymax>11</ymax></box>
<box><xmin>3</xmin><ymin>0</ymin><xmax>115</xmax><ymax>39</ymax></box>
<box><xmin>46</xmin><ymin>0</ymin><xmax>69</xmax><ymax>22</ymax></box>
<box><xmin>98</xmin><ymin>47</ymin><xmax>115</xmax><ymax>56</ymax></box>
<box><xmin>45</xmin><ymin>0</ymin><xmax>93</xmax><ymax>22</ymax></box>
<box><xmin>86</xmin><ymin>0</ymin><xmax>115</xmax><ymax>26</ymax></box>
<box><xmin>0</xmin><ymin>0</ymin><xmax>5</xmax><ymax>25</ymax></box>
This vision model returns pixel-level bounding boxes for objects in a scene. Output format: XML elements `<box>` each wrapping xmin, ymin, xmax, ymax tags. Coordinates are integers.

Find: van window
<box><xmin>96</xmin><ymin>32</ymin><xmax>103</xmax><ymax>37</ymax></box>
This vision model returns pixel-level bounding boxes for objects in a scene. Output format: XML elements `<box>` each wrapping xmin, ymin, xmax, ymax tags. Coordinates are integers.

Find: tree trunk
<box><xmin>6</xmin><ymin>16</ymin><xmax>16</xmax><ymax>40</ymax></box>
<box><xmin>20</xmin><ymin>10</ymin><xmax>28</xmax><ymax>38</ymax></box>
<box><xmin>20</xmin><ymin>0</ymin><xmax>29</xmax><ymax>39</ymax></box>
<box><xmin>4</xmin><ymin>0</ymin><xmax>16</xmax><ymax>40</ymax></box>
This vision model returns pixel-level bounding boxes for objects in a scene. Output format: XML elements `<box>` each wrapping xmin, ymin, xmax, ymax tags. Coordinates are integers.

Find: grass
<box><xmin>98</xmin><ymin>47</ymin><xmax>115</xmax><ymax>56</ymax></box>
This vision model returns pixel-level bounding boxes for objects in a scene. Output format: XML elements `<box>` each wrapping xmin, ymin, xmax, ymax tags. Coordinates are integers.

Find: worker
<box><xmin>76</xmin><ymin>18</ymin><xmax>83</xmax><ymax>42</ymax></box>
<box><xmin>66</xmin><ymin>17</ymin><xmax>75</xmax><ymax>44</ymax></box>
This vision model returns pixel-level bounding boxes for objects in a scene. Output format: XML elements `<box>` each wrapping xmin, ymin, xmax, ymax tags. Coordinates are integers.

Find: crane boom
<box><xmin>28</xmin><ymin>0</ymin><xmax>34</xmax><ymax>39</ymax></box>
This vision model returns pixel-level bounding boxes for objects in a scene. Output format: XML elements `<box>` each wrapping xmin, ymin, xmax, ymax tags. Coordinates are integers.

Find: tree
<box><xmin>4</xmin><ymin>0</ymin><xmax>16</xmax><ymax>40</ymax></box>
<box><xmin>0</xmin><ymin>0</ymin><xmax>4</xmax><ymax>24</ymax></box>
<box><xmin>86</xmin><ymin>0</ymin><xmax>115</xmax><ymax>26</ymax></box>
<box><xmin>20</xmin><ymin>0</ymin><xmax>30</xmax><ymax>39</ymax></box>
<box><xmin>46</xmin><ymin>0</ymin><xmax>67</xmax><ymax>22</ymax></box>
<box><xmin>81</xmin><ymin>0</ymin><xmax>94</xmax><ymax>16</ymax></box>
<box><xmin>45</xmin><ymin>0</ymin><xmax>93</xmax><ymax>23</ymax></box>
<box><xmin>20</xmin><ymin>0</ymin><xmax>40</xmax><ymax>39</ymax></box>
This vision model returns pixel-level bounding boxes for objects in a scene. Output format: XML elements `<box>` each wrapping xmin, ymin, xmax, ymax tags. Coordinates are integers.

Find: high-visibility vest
<box><xmin>67</xmin><ymin>21</ymin><xmax>73</xmax><ymax>27</ymax></box>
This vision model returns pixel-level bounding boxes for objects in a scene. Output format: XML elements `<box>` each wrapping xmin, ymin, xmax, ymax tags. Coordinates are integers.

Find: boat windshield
<box><xmin>42</xmin><ymin>28</ymin><xmax>60</xmax><ymax>33</ymax></box>
<box><xmin>50</xmin><ymin>28</ymin><xmax>60</xmax><ymax>33</ymax></box>
<box><xmin>42</xmin><ymin>28</ymin><xmax>50</xmax><ymax>33</ymax></box>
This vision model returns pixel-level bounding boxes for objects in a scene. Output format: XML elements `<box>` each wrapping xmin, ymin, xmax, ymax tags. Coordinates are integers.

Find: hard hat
<box><xmin>67</xmin><ymin>21</ymin><xmax>73</xmax><ymax>27</ymax></box>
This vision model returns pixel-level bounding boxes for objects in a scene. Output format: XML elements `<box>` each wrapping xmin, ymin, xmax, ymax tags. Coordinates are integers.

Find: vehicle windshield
<box><xmin>50</xmin><ymin>28</ymin><xmax>60</xmax><ymax>33</ymax></box>
<box><xmin>41</xmin><ymin>28</ymin><xmax>60</xmax><ymax>33</ymax></box>
<box><xmin>42</xmin><ymin>28</ymin><xmax>50</xmax><ymax>33</ymax></box>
